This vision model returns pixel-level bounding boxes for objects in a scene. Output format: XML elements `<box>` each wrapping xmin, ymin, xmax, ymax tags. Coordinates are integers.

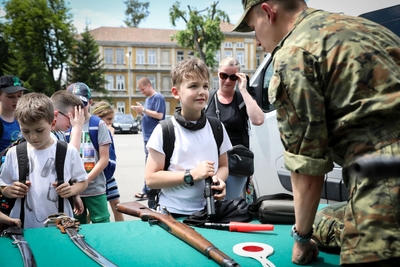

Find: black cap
<box><xmin>66</xmin><ymin>82</ymin><xmax>92</xmax><ymax>106</ymax></box>
<box><xmin>0</xmin><ymin>75</ymin><xmax>28</xmax><ymax>94</ymax></box>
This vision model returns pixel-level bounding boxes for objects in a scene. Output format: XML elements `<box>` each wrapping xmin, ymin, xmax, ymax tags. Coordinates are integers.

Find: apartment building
<box><xmin>87</xmin><ymin>22</ymin><xmax>266</xmax><ymax>116</ymax></box>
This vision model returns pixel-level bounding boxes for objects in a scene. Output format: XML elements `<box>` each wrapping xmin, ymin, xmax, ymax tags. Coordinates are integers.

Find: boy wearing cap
<box><xmin>0</xmin><ymin>75</ymin><xmax>29</xmax><ymax>151</ymax></box>
<box><xmin>66</xmin><ymin>82</ymin><xmax>111</xmax><ymax>224</ymax></box>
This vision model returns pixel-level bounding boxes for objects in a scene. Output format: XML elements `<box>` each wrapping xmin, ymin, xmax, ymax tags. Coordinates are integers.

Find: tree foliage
<box><xmin>67</xmin><ymin>27</ymin><xmax>107</xmax><ymax>94</ymax></box>
<box><xmin>2</xmin><ymin>0</ymin><xmax>76</xmax><ymax>95</ymax></box>
<box><xmin>124</xmin><ymin>0</ymin><xmax>149</xmax><ymax>28</ymax></box>
<box><xmin>0</xmin><ymin>23</ymin><xmax>10</xmax><ymax>77</ymax></box>
<box><xmin>169</xmin><ymin>1</ymin><xmax>229</xmax><ymax>69</ymax></box>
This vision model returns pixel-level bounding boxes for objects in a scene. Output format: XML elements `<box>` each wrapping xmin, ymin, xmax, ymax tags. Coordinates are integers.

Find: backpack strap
<box><xmin>88</xmin><ymin>115</ymin><xmax>100</xmax><ymax>152</ymax></box>
<box><xmin>160</xmin><ymin>119</ymin><xmax>175</xmax><ymax>171</ymax></box>
<box><xmin>206</xmin><ymin>116</ymin><xmax>223</xmax><ymax>155</ymax></box>
<box><xmin>16</xmin><ymin>141</ymin><xmax>29</xmax><ymax>228</ymax></box>
<box><xmin>55</xmin><ymin>141</ymin><xmax>68</xmax><ymax>213</ymax></box>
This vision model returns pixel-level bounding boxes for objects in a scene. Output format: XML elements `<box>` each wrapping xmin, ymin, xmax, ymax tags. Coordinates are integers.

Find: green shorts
<box><xmin>75</xmin><ymin>194</ymin><xmax>110</xmax><ymax>224</ymax></box>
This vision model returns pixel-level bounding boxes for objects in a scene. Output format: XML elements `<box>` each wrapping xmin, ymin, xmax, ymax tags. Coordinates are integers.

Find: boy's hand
<box><xmin>7</xmin><ymin>181</ymin><xmax>30</xmax><ymax>198</ymax></box>
<box><xmin>53</xmin><ymin>182</ymin><xmax>73</xmax><ymax>199</ymax></box>
<box><xmin>72</xmin><ymin>195</ymin><xmax>84</xmax><ymax>215</ymax></box>
<box><xmin>192</xmin><ymin>161</ymin><xmax>215</xmax><ymax>181</ymax></box>
<box><xmin>211</xmin><ymin>176</ymin><xmax>226</xmax><ymax>200</ymax></box>
<box><xmin>70</xmin><ymin>105</ymin><xmax>85</xmax><ymax>128</ymax></box>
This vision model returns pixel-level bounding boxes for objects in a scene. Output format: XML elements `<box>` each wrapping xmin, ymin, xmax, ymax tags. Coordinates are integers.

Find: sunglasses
<box><xmin>219</xmin><ymin>72</ymin><xmax>238</xmax><ymax>81</ymax></box>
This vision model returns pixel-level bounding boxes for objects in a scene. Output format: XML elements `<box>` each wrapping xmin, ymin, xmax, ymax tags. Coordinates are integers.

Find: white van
<box><xmin>248</xmin><ymin>3</ymin><xmax>400</xmax><ymax>202</ymax></box>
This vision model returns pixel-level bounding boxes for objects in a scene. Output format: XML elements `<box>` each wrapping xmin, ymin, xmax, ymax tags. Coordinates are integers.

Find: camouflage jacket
<box><xmin>268</xmin><ymin>8</ymin><xmax>400</xmax><ymax>178</ymax></box>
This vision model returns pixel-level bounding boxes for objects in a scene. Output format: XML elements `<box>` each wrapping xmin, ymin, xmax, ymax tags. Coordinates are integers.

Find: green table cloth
<box><xmin>1</xmin><ymin>217</ymin><xmax>339</xmax><ymax>266</ymax></box>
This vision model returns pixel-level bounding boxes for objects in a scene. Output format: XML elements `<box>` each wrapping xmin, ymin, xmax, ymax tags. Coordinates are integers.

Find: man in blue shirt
<box><xmin>131</xmin><ymin>77</ymin><xmax>166</xmax><ymax>206</ymax></box>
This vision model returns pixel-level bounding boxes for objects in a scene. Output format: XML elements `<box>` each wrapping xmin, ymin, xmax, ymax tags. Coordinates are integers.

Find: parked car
<box><xmin>112</xmin><ymin>113</ymin><xmax>138</xmax><ymax>134</ymax></box>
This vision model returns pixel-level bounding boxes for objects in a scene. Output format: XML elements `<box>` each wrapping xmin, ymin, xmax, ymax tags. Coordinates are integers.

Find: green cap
<box><xmin>232</xmin><ymin>0</ymin><xmax>265</xmax><ymax>32</ymax></box>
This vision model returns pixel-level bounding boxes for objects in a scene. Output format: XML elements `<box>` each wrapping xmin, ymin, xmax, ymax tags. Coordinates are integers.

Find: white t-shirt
<box><xmin>146</xmin><ymin>117</ymin><xmax>232</xmax><ymax>215</ymax></box>
<box><xmin>0</xmin><ymin>140</ymin><xmax>87</xmax><ymax>228</ymax></box>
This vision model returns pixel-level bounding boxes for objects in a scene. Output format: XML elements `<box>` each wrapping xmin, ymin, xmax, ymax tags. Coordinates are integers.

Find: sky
<box><xmin>66</xmin><ymin>0</ymin><xmax>244</xmax><ymax>33</ymax></box>
<box><xmin>1</xmin><ymin>0</ymin><xmax>399</xmax><ymax>33</ymax></box>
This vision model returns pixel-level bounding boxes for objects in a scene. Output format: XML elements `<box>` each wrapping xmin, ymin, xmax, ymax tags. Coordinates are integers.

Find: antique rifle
<box><xmin>117</xmin><ymin>201</ymin><xmax>241</xmax><ymax>267</ymax></box>
<box><xmin>44</xmin><ymin>213</ymin><xmax>118</xmax><ymax>267</ymax></box>
<box><xmin>1</xmin><ymin>225</ymin><xmax>37</xmax><ymax>267</ymax></box>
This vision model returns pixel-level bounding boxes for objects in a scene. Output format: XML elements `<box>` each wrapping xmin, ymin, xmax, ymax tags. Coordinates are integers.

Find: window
<box><xmin>136</xmin><ymin>49</ymin><xmax>144</xmax><ymax>64</ymax></box>
<box><xmin>105</xmin><ymin>75</ymin><xmax>114</xmax><ymax>90</ymax></box>
<box><xmin>225</xmin><ymin>51</ymin><xmax>232</xmax><ymax>58</ymax></box>
<box><xmin>224</xmin><ymin>42</ymin><xmax>232</xmax><ymax>48</ymax></box>
<box><xmin>256</xmin><ymin>53</ymin><xmax>261</xmax><ymax>67</ymax></box>
<box><xmin>177</xmin><ymin>51</ymin><xmax>184</xmax><ymax>62</ymax></box>
<box><xmin>161</xmin><ymin>50</ymin><xmax>170</xmax><ymax>65</ymax></box>
<box><xmin>236</xmin><ymin>51</ymin><xmax>244</xmax><ymax>66</ymax></box>
<box><xmin>213</xmin><ymin>76</ymin><xmax>219</xmax><ymax>90</ymax></box>
<box><xmin>162</xmin><ymin>76</ymin><xmax>171</xmax><ymax>93</ymax></box>
<box><xmin>188</xmin><ymin>51</ymin><xmax>195</xmax><ymax>59</ymax></box>
<box><xmin>148</xmin><ymin>76</ymin><xmax>156</xmax><ymax>88</ymax></box>
<box><xmin>236</xmin><ymin>42</ymin><xmax>244</xmax><ymax>48</ymax></box>
<box><xmin>116</xmin><ymin>49</ymin><xmax>124</xmax><ymax>64</ymax></box>
<box><xmin>105</xmin><ymin>48</ymin><xmax>113</xmax><ymax>64</ymax></box>
<box><xmin>116</xmin><ymin>75</ymin><xmax>125</xmax><ymax>90</ymax></box>
<box><xmin>117</xmin><ymin>102</ymin><xmax>125</xmax><ymax>113</ymax></box>
<box><xmin>214</xmin><ymin>50</ymin><xmax>220</xmax><ymax>63</ymax></box>
<box><xmin>148</xmin><ymin>50</ymin><xmax>156</xmax><ymax>64</ymax></box>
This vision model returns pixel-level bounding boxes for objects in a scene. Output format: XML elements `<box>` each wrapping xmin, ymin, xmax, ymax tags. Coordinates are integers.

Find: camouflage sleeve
<box><xmin>269</xmin><ymin>45</ymin><xmax>333</xmax><ymax>176</ymax></box>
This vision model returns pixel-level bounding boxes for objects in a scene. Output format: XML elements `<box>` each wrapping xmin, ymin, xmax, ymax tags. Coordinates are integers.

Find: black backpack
<box><xmin>147</xmin><ymin>116</ymin><xmax>223</xmax><ymax>208</ymax></box>
<box><xmin>0</xmin><ymin>140</ymin><xmax>69</xmax><ymax>228</ymax></box>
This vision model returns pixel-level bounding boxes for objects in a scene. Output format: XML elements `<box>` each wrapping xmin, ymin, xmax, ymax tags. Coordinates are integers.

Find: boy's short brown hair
<box><xmin>15</xmin><ymin>93</ymin><xmax>54</xmax><ymax>126</ymax></box>
<box><xmin>51</xmin><ymin>90</ymin><xmax>85</xmax><ymax>114</ymax></box>
<box><xmin>170</xmin><ymin>58</ymin><xmax>210</xmax><ymax>88</ymax></box>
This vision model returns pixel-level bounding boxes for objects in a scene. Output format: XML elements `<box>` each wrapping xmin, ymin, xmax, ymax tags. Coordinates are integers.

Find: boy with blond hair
<box><xmin>0</xmin><ymin>93</ymin><xmax>87</xmax><ymax>228</ymax></box>
<box><xmin>145</xmin><ymin>58</ymin><xmax>231</xmax><ymax>216</ymax></box>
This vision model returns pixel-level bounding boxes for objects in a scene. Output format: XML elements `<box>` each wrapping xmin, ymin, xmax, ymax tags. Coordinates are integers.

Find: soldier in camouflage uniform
<box><xmin>233</xmin><ymin>0</ymin><xmax>400</xmax><ymax>266</ymax></box>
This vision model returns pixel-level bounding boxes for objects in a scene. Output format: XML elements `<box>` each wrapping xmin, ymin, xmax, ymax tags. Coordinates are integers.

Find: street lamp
<box><xmin>126</xmin><ymin>51</ymin><xmax>132</xmax><ymax>114</ymax></box>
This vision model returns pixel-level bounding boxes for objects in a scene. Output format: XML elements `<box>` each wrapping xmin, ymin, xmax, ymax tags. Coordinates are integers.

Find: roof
<box><xmin>85</xmin><ymin>22</ymin><xmax>253</xmax><ymax>44</ymax></box>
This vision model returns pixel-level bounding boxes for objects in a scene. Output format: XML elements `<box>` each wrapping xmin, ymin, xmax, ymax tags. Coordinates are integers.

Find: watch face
<box><xmin>184</xmin><ymin>170</ymin><xmax>193</xmax><ymax>185</ymax></box>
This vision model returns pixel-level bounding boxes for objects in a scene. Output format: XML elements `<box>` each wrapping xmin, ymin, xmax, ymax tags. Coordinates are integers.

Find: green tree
<box><xmin>124</xmin><ymin>0</ymin><xmax>149</xmax><ymax>28</ymax></box>
<box><xmin>67</xmin><ymin>26</ymin><xmax>107</xmax><ymax>94</ymax></box>
<box><xmin>169</xmin><ymin>1</ymin><xmax>229</xmax><ymax>68</ymax></box>
<box><xmin>0</xmin><ymin>23</ymin><xmax>10</xmax><ymax>77</ymax></box>
<box><xmin>2</xmin><ymin>0</ymin><xmax>76</xmax><ymax>94</ymax></box>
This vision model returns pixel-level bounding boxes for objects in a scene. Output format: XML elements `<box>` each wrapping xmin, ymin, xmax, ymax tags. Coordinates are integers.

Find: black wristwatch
<box><xmin>183</xmin><ymin>169</ymin><xmax>194</xmax><ymax>186</ymax></box>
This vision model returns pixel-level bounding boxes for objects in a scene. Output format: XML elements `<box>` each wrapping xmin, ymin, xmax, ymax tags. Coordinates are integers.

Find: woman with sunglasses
<box><xmin>206</xmin><ymin>57</ymin><xmax>264</xmax><ymax>199</ymax></box>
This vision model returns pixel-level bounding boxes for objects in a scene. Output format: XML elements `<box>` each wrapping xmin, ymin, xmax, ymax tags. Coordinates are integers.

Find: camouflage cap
<box><xmin>232</xmin><ymin>0</ymin><xmax>265</xmax><ymax>32</ymax></box>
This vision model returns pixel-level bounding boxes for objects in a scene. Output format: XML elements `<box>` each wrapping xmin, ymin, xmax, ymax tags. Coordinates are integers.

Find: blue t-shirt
<box><xmin>0</xmin><ymin>118</ymin><xmax>21</xmax><ymax>151</ymax></box>
<box><xmin>142</xmin><ymin>92</ymin><xmax>166</xmax><ymax>141</ymax></box>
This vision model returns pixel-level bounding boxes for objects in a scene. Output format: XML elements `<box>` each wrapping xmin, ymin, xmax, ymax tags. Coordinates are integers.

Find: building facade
<box><xmin>87</xmin><ymin>23</ymin><xmax>266</xmax><ymax>116</ymax></box>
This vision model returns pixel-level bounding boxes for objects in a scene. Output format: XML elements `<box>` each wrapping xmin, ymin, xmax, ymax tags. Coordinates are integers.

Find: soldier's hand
<box><xmin>292</xmin><ymin>239</ymin><xmax>319</xmax><ymax>265</ymax></box>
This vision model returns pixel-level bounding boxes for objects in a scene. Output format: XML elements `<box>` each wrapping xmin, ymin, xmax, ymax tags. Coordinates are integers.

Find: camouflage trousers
<box><xmin>313</xmin><ymin>143</ymin><xmax>400</xmax><ymax>265</ymax></box>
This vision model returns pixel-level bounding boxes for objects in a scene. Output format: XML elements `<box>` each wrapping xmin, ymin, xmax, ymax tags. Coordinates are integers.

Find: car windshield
<box><xmin>115</xmin><ymin>114</ymin><xmax>134</xmax><ymax>123</ymax></box>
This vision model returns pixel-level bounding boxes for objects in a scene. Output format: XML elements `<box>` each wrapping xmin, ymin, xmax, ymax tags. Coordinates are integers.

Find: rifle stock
<box><xmin>117</xmin><ymin>201</ymin><xmax>240</xmax><ymax>267</ymax></box>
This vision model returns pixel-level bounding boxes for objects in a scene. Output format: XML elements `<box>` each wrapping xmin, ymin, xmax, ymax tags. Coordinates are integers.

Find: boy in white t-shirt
<box><xmin>145</xmin><ymin>58</ymin><xmax>232</xmax><ymax>216</ymax></box>
<box><xmin>0</xmin><ymin>93</ymin><xmax>87</xmax><ymax>228</ymax></box>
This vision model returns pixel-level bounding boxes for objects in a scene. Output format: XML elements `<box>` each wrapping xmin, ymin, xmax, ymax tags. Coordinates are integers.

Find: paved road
<box><xmin>108</xmin><ymin>132</ymin><xmax>148</xmax><ymax>221</ymax></box>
